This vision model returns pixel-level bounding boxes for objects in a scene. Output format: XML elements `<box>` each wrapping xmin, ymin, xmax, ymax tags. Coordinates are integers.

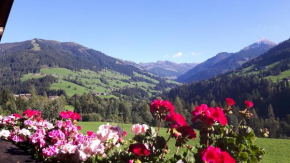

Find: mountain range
<box><xmin>137</xmin><ymin>61</ymin><xmax>198</xmax><ymax>79</ymax></box>
<box><xmin>177</xmin><ymin>38</ymin><xmax>277</xmax><ymax>83</ymax></box>
<box><xmin>0</xmin><ymin>39</ymin><xmax>177</xmax><ymax>95</ymax></box>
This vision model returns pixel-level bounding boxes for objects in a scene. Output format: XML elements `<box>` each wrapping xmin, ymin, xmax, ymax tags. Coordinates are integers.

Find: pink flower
<box><xmin>90</xmin><ymin>139</ymin><xmax>105</xmax><ymax>154</ymax></box>
<box><xmin>96</xmin><ymin>123</ymin><xmax>124</xmax><ymax>145</ymax></box>
<box><xmin>226</xmin><ymin>98</ymin><xmax>235</xmax><ymax>106</ymax></box>
<box><xmin>141</xmin><ymin>124</ymin><xmax>149</xmax><ymax>133</ymax></box>
<box><xmin>245</xmin><ymin>101</ymin><xmax>254</xmax><ymax>108</ymax></box>
<box><xmin>131</xmin><ymin>124</ymin><xmax>142</xmax><ymax>135</ymax></box>
<box><xmin>43</xmin><ymin>145</ymin><xmax>59</xmax><ymax>157</ymax></box>
<box><xmin>123</xmin><ymin>131</ymin><xmax>128</xmax><ymax>136</ymax></box>
<box><xmin>131</xmin><ymin>124</ymin><xmax>148</xmax><ymax>135</ymax></box>
<box><xmin>78</xmin><ymin>149</ymin><xmax>88</xmax><ymax>161</ymax></box>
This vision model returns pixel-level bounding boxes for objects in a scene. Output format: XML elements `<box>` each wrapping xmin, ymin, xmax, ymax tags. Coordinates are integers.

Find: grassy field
<box><xmin>50</xmin><ymin>80</ymin><xmax>89</xmax><ymax>96</ymax></box>
<box><xmin>64</xmin><ymin>105</ymin><xmax>74</xmax><ymax>111</ymax></box>
<box><xmin>264</xmin><ymin>69</ymin><xmax>290</xmax><ymax>82</ymax></box>
<box><xmin>21</xmin><ymin>73</ymin><xmax>45</xmax><ymax>82</ymax></box>
<box><xmin>21</xmin><ymin>67</ymin><xmax>175</xmax><ymax>97</ymax></box>
<box><xmin>78</xmin><ymin>122</ymin><xmax>290</xmax><ymax>162</ymax></box>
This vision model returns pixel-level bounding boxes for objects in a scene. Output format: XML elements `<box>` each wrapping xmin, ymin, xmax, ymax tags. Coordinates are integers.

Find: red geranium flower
<box><xmin>128</xmin><ymin>143</ymin><xmax>150</xmax><ymax>156</ymax></box>
<box><xmin>209</xmin><ymin>107</ymin><xmax>228</xmax><ymax>126</ymax></box>
<box><xmin>87</xmin><ymin>131</ymin><xmax>94</xmax><ymax>136</ymax></box>
<box><xmin>192</xmin><ymin>105</ymin><xmax>228</xmax><ymax>126</ymax></box>
<box><xmin>245</xmin><ymin>101</ymin><xmax>254</xmax><ymax>108</ymax></box>
<box><xmin>59</xmin><ymin>111</ymin><xmax>81</xmax><ymax>120</ymax></box>
<box><xmin>72</xmin><ymin>113</ymin><xmax>81</xmax><ymax>120</ymax></box>
<box><xmin>150</xmin><ymin>100</ymin><xmax>175</xmax><ymax>118</ymax></box>
<box><xmin>60</xmin><ymin>111</ymin><xmax>68</xmax><ymax>119</ymax></box>
<box><xmin>161</xmin><ymin>100</ymin><xmax>175</xmax><ymax>113</ymax></box>
<box><xmin>201</xmin><ymin>146</ymin><xmax>235</xmax><ymax>163</ymax></box>
<box><xmin>176</xmin><ymin>126</ymin><xmax>196</xmax><ymax>139</ymax></box>
<box><xmin>77</xmin><ymin>125</ymin><xmax>82</xmax><ymax>130</ymax></box>
<box><xmin>13</xmin><ymin>113</ymin><xmax>22</xmax><ymax>118</ymax></box>
<box><xmin>165</xmin><ymin>112</ymin><xmax>188</xmax><ymax>128</ymax></box>
<box><xmin>23</xmin><ymin>109</ymin><xmax>42</xmax><ymax>120</ymax></box>
<box><xmin>150</xmin><ymin>99</ymin><xmax>163</xmax><ymax>113</ymax></box>
<box><xmin>226</xmin><ymin>98</ymin><xmax>235</xmax><ymax>106</ymax></box>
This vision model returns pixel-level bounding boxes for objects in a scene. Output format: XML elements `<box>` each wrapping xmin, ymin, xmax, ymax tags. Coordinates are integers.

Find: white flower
<box><xmin>19</xmin><ymin>128</ymin><xmax>31</xmax><ymax>136</ymax></box>
<box><xmin>90</xmin><ymin>139</ymin><xmax>105</xmax><ymax>154</ymax></box>
<box><xmin>78</xmin><ymin>149</ymin><xmax>88</xmax><ymax>161</ymax></box>
<box><xmin>0</xmin><ymin>129</ymin><xmax>10</xmax><ymax>138</ymax></box>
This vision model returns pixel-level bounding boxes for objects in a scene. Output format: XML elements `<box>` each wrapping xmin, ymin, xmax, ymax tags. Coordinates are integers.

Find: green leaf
<box><xmin>238</xmin><ymin>144</ymin><xmax>245</xmax><ymax>152</ymax></box>
<box><xmin>238</xmin><ymin>152</ymin><xmax>249</xmax><ymax>161</ymax></box>
<box><xmin>184</xmin><ymin>150</ymin><xmax>195</xmax><ymax>163</ymax></box>
<box><xmin>249</xmin><ymin>156</ymin><xmax>259</xmax><ymax>163</ymax></box>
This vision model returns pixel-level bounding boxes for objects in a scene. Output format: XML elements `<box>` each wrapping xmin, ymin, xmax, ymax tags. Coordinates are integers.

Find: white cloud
<box><xmin>173</xmin><ymin>52</ymin><xmax>183</xmax><ymax>58</ymax></box>
<box><xmin>164</xmin><ymin>54</ymin><xmax>169</xmax><ymax>57</ymax></box>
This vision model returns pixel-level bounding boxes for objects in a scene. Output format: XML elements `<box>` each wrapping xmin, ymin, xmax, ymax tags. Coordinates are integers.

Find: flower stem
<box><xmin>206</xmin><ymin>132</ymin><xmax>209</xmax><ymax>147</ymax></box>
<box><xmin>157</xmin><ymin>118</ymin><xmax>162</xmax><ymax>136</ymax></box>
<box><xmin>235</xmin><ymin>119</ymin><xmax>243</xmax><ymax>133</ymax></box>
<box><xmin>161</xmin><ymin>135</ymin><xmax>171</xmax><ymax>160</ymax></box>
<box><xmin>175</xmin><ymin>146</ymin><xmax>180</xmax><ymax>155</ymax></box>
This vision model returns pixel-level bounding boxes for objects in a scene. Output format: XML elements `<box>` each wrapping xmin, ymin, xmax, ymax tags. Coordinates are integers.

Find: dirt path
<box><xmin>0</xmin><ymin>140</ymin><xmax>40</xmax><ymax>163</ymax></box>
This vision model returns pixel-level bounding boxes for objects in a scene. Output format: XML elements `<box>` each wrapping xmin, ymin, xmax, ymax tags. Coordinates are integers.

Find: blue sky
<box><xmin>2</xmin><ymin>0</ymin><xmax>290</xmax><ymax>63</ymax></box>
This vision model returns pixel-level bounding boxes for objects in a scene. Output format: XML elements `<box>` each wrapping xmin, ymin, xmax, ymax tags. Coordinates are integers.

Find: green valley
<box><xmin>21</xmin><ymin>67</ymin><xmax>176</xmax><ymax>97</ymax></box>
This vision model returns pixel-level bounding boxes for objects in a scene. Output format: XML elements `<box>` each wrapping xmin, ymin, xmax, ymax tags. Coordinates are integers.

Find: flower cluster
<box><xmin>131</xmin><ymin>124</ymin><xmax>149</xmax><ymax>135</ymax></box>
<box><xmin>150</xmin><ymin>99</ymin><xmax>174</xmax><ymax>119</ymax></box>
<box><xmin>201</xmin><ymin>146</ymin><xmax>236</xmax><ymax>163</ymax></box>
<box><xmin>23</xmin><ymin>109</ymin><xmax>42</xmax><ymax>121</ymax></box>
<box><xmin>59</xmin><ymin>111</ymin><xmax>81</xmax><ymax>120</ymax></box>
<box><xmin>191</xmin><ymin>104</ymin><xmax>228</xmax><ymax>126</ymax></box>
<box><xmin>0</xmin><ymin>109</ymin><xmax>126</xmax><ymax>163</ymax></box>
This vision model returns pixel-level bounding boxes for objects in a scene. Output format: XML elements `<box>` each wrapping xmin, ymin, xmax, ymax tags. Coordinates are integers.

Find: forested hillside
<box><xmin>177</xmin><ymin>39</ymin><xmax>276</xmax><ymax>82</ymax></box>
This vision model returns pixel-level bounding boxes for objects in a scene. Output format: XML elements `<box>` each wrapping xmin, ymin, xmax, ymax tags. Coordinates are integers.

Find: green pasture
<box><xmin>21</xmin><ymin>73</ymin><xmax>45</xmax><ymax>82</ymax></box>
<box><xmin>21</xmin><ymin>67</ymin><xmax>175</xmax><ymax>98</ymax></box>
<box><xmin>50</xmin><ymin>80</ymin><xmax>89</xmax><ymax>96</ymax></box>
<box><xmin>264</xmin><ymin>69</ymin><xmax>290</xmax><ymax>82</ymax></box>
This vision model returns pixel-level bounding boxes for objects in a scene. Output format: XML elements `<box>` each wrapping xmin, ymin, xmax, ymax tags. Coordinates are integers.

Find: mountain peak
<box><xmin>242</xmin><ymin>38</ymin><xmax>277</xmax><ymax>51</ymax></box>
<box><xmin>255</xmin><ymin>37</ymin><xmax>277</xmax><ymax>46</ymax></box>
